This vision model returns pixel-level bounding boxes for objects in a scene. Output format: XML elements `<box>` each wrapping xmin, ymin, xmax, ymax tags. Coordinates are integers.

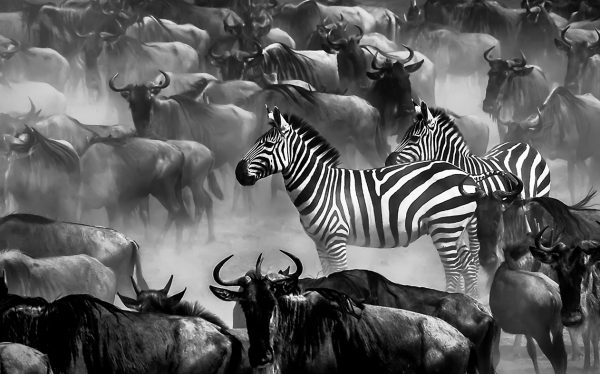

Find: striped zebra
<box><xmin>385</xmin><ymin>101</ymin><xmax>551</xmax><ymax>271</ymax></box>
<box><xmin>236</xmin><ymin>106</ymin><xmax>486</xmax><ymax>296</ymax></box>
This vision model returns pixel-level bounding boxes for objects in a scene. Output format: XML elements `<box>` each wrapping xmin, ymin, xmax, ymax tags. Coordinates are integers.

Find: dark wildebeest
<box><xmin>482</xmin><ymin>47</ymin><xmax>550</xmax><ymax>140</ymax></box>
<box><xmin>232</xmin><ymin>268</ymin><xmax>500</xmax><ymax>374</ymax></box>
<box><xmin>3</xmin><ymin>127</ymin><xmax>80</xmax><ymax>221</ymax></box>
<box><xmin>506</xmin><ymin>86</ymin><xmax>600</xmax><ymax>201</ymax></box>
<box><xmin>530</xmin><ymin>228</ymin><xmax>600</xmax><ymax>370</ymax></box>
<box><xmin>554</xmin><ymin>26</ymin><xmax>600</xmax><ymax>97</ymax></box>
<box><xmin>0</xmin><ymin>250</ymin><xmax>116</xmax><ymax>303</ymax></box>
<box><xmin>0</xmin><ymin>213</ymin><xmax>147</xmax><ymax>297</ymax></box>
<box><xmin>210</xmin><ymin>252</ymin><xmax>475</xmax><ymax>373</ymax></box>
<box><xmin>118</xmin><ymin>275</ymin><xmax>227</xmax><ymax>328</ymax></box>
<box><xmin>0</xmin><ymin>283</ymin><xmax>250</xmax><ymax>374</ymax></box>
<box><xmin>80</xmin><ymin>136</ymin><xmax>190</xmax><ymax>242</ymax></box>
<box><xmin>0</xmin><ymin>342</ymin><xmax>53</xmax><ymax>374</ymax></box>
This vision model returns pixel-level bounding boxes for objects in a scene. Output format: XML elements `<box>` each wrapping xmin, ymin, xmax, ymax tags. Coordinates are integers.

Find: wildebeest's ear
<box><xmin>0</xmin><ymin>271</ymin><xmax>7</xmax><ymax>297</ymax></box>
<box><xmin>272</xmin><ymin>278</ymin><xmax>298</xmax><ymax>297</ymax></box>
<box><xmin>529</xmin><ymin>246</ymin><xmax>560</xmax><ymax>264</ymax></box>
<box><xmin>167</xmin><ymin>288</ymin><xmax>187</xmax><ymax>307</ymax></box>
<box><xmin>554</xmin><ymin>38</ymin><xmax>570</xmax><ymax>52</ymax></box>
<box><xmin>117</xmin><ymin>293</ymin><xmax>140</xmax><ymax>310</ymax></box>
<box><xmin>209</xmin><ymin>285</ymin><xmax>243</xmax><ymax>302</ymax></box>
<box><xmin>405</xmin><ymin>59</ymin><xmax>424</xmax><ymax>73</ymax></box>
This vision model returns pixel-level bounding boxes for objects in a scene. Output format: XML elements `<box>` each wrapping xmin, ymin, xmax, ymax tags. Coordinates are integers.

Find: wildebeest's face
<box><xmin>529</xmin><ymin>228</ymin><xmax>599</xmax><ymax>327</ymax></box>
<box><xmin>118</xmin><ymin>275</ymin><xmax>186</xmax><ymax>312</ymax></box>
<box><xmin>555</xmin><ymin>28</ymin><xmax>600</xmax><ymax>92</ymax></box>
<box><xmin>108</xmin><ymin>71</ymin><xmax>170</xmax><ymax>133</ymax></box>
<box><xmin>210</xmin><ymin>251</ymin><xmax>303</xmax><ymax>368</ymax></box>
<box><xmin>236</xmin><ymin>106</ymin><xmax>290</xmax><ymax>186</ymax></box>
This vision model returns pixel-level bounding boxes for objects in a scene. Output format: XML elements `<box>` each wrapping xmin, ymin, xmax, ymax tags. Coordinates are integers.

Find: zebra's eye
<box><xmin>264</xmin><ymin>141</ymin><xmax>275</xmax><ymax>147</ymax></box>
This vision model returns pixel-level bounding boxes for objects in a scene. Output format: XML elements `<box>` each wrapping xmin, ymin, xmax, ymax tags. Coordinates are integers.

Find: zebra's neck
<box><xmin>429</xmin><ymin>124</ymin><xmax>492</xmax><ymax>174</ymax></box>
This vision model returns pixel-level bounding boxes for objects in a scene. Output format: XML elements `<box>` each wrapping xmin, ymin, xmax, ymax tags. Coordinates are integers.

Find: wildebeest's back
<box><xmin>349</xmin><ymin>305</ymin><xmax>470</xmax><ymax>373</ymax></box>
<box><xmin>0</xmin><ymin>342</ymin><xmax>53</xmax><ymax>374</ymax></box>
<box><xmin>0</xmin><ymin>214</ymin><xmax>134</xmax><ymax>266</ymax></box>
<box><xmin>96</xmin><ymin>311</ymin><xmax>237</xmax><ymax>374</ymax></box>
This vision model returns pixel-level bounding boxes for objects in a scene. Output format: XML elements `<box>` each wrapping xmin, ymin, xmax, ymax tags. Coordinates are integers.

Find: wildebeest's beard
<box><xmin>502</xmin><ymin>201</ymin><xmax>534</xmax><ymax>253</ymax></box>
<box><xmin>240</xmin><ymin>281</ymin><xmax>277</xmax><ymax>368</ymax></box>
<box><xmin>124</xmin><ymin>86</ymin><xmax>154</xmax><ymax>135</ymax></box>
<box><xmin>553</xmin><ymin>248</ymin><xmax>586</xmax><ymax>327</ymax></box>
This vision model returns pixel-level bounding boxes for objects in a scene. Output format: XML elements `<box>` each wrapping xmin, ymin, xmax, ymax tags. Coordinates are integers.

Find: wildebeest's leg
<box><xmin>568</xmin><ymin>328</ymin><xmax>582</xmax><ymax>361</ymax></box>
<box><xmin>525</xmin><ymin>335</ymin><xmax>541</xmax><ymax>374</ymax></box>
<box><xmin>584</xmin><ymin>329</ymin><xmax>591</xmax><ymax>370</ymax></box>
<box><xmin>137</xmin><ymin>197</ymin><xmax>150</xmax><ymax>238</ymax></box>
<box><xmin>593</xmin><ymin>328</ymin><xmax>599</xmax><ymax>369</ymax></box>
<box><xmin>192</xmin><ymin>181</ymin><xmax>215</xmax><ymax>242</ymax></box>
<box><xmin>546</xmin><ymin>327</ymin><xmax>567</xmax><ymax>374</ymax></box>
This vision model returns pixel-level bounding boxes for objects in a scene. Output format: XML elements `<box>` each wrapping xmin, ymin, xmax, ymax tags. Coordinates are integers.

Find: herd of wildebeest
<box><xmin>2</xmin><ymin>0</ymin><xmax>600</xmax><ymax>372</ymax></box>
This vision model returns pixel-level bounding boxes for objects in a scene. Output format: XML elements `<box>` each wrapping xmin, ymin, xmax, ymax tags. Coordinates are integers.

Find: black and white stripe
<box><xmin>237</xmin><ymin>108</ymin><xmax>485</xmax><ymax>296</ymax></box>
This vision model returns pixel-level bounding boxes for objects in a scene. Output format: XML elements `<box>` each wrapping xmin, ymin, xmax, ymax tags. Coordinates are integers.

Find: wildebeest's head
<box><xmin>117</xmin><ymin>275</ymin><xmax>185</xmax><ymax>312</ymax></box>
<box><xmin>108</xmin><ymin>70</ymin><xmax>170</xmax><ymax>134</ymax></box>
<box><xmin>325</xmin><ymin>25</ymin><xmax>366</xmax><ymax>83</ymax></box>
<box><xmin>210</xmin><ymin>251</ymin><xmax>302</xmax><ymax>368</ymax></box>
<box><xmin>0</xmin><ymin>38</ymin><xmax>20</xmax><ymax>67</ymax></box>
<box><xmin>0</xmin><ymin>99</ymin><xmax>42</xmax><ymax>136</ymax></box>
<box><xmin>529</xmin><ymin>226</ymin><xmax>600</xmax><ymax>327</ymax></box>
<box><xmin>209</xmin><ymin>40</ymin><xmax>262</xmax><ymax>81</ymax></box>
<box><xmin>554</xmin><ymin>27</ymin><xmax>600</xmax><ymax>93</ymax></box>
<box><xmin>482</xmin><ymin>47</ymin><xmax>535</xmax><ymax>116</ymax></box>
<box><xmin>459</xmin><ymin>171</ymin><xmax>524</xmax><ymax>274</ymax></box>
<box><xmin>367</xmin><ymin>46</ymin><xmax>424</xmax><ymax>118</ymax></box>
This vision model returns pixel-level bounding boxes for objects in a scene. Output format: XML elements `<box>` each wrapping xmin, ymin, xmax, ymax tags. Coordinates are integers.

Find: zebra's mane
<box><xmin>285</xmin><ymin>114</ymin><xmax>341</xmax><ymax>168</ymax></box>
<box><xmin>410</xmin><ymin>107</ymin><xmax>469</xmax><ymax>151</ymax></box>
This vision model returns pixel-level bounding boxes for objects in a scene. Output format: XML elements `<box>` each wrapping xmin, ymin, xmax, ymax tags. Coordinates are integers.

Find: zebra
<box><xmin>385</xmin><ymin>101</ymin><xmax>551</xmax><ymax>272</ymax></box>
<box><xmin>236</xmin><ymin>106</ymin><xmax>487</xmax><ymax>296</ymax></box>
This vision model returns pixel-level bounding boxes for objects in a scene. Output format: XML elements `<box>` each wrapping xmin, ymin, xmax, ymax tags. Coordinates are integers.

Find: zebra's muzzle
<box><xmin>236</xmin><ymin>160</ymin><xmax>256</xmax><ymax>186</ymax></box>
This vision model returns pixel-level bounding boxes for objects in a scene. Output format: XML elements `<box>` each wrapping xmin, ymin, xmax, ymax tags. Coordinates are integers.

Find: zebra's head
<box><xmin>236</xmin><ymin>106</ymin><xmax>293</xmax><ymax>186</ymax></box>
<box><xmin>385</xmin><ymin>101</ymin><xmax>436</xmax><ymax>165</ymax></box>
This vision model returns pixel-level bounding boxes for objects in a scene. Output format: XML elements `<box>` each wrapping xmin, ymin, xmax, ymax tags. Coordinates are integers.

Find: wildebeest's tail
<box><xmin>476</xmin><ymin>316</ymin><xmax>501</xmax><ymax>374</ymax></box>
<box><xmin>131</xmin><ymin>240</ymin><xmax>149</xmax><ymax>290</ymax></box>
<box><xmin>467</xmin><ymin>343</ymin><xmax>478</xmax><ymax>374</ymax></box>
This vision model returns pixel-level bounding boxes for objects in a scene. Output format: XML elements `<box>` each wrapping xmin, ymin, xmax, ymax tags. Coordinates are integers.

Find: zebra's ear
<box><xmin>271</xmin><ymin>106</ymin><xmax>290</xmax><ymax>134</ymax></box>
<box><xmin>420</xmin><ymin>101</ymin><xmax>434</xmax><ymax>127</ymax></box>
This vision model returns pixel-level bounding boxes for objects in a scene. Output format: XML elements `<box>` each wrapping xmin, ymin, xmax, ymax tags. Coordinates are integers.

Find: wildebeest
<box><xmin>200</xmin><ymin>79</ymin><xmax>261</xmax><ymax>104</ymax></box>
<box><xmin>80</xmin><ymin>135</ymin><xmax>190</xmax><ymax>242</ymax></box>
<box><xmin>232</xmin><ymin>268</ymin><xmax>500</xmax><ymax>374</ymax></box>
<box><xmin>0</xmin><ymin>342</ymin><xmax>53</xmax><ymax>374</ymax></box>
<box><xmin>166</xmin><ymin>140</ymin><xmax>223</xmax><ymax>242</ymax></box>
<box><xmin>210</xmin><ymin>251</ymin><xmax>475</xmax><ymax>373</ymax></box>
<box><xmin>0</xmin><ymin>81</ymin><xmax>66</xmax><ymax>116</ymax></box>
<box><xmin>118</xmin><ymin>275</ymin><xmax>228</xmax><ymax>327</ymax></box>
<box><xmin>3</xmin><ymin>127</ymin><xmax>80</xmax><ymax>221</ymax></box>
<box><xmin>489</xmin><ymin>241</ymin><xmax>567</xmax><ymax>374</ymax></box>
<box><xmin>482</xmin><ymin>47</ymin><xmax>550</xmax><ymax>140</ymax></box>
<box><xmin>0</xmin><ymin>38</ymin><xmax>70</xmax><ymax>91</ymax></box>
<box><xmin>507</xmin><ymin>86</ymin><xmax>600</xmax><ymax>201</ymax></box>
<box><xmin>240</xmin><ymin>42</ymin><xmax>340</xmax><ymax>92</ymax></box>
<box><xmin>0</xmin><ymin>250</ymin><xmax>116</xmax><ymax>303</ymax></box>
<box><xmin>0</xmin><ymin>213</ymin><xmax>147</xmax><ymax>297</ymax></box>
<box><xmin>110</xmin><ymin>71</ymin><xmax>257</xmax><ymax>171</ymax></box>
<box><xmin>554</xmin><ymin>26</ymin><xmax>600</xmax><ymax>96</ymax></box>
<box><xmin>150</xmin><ymin>71</ymin><xmax>219</xmax><ymax>98</ymax></box>
<box><xmin>0</xmin><ymin>285</ymin><xmax>250</xmax><ymax>374</ymax></box>
<box><xmin>125</xmin><ymin>16</ymin><xmax>211</xmax><ymax>71</ymax></box>
<box><xmin>237</xmin><ymin>83</ymin><xmax>382</xmax><ymax>167</ymax></box>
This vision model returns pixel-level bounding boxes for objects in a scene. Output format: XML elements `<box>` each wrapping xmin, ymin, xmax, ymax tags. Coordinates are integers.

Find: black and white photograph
<box><xmin>0</xmin><ymin>0</ymin><xmax>599</xmax><ymax>372</ymax></box>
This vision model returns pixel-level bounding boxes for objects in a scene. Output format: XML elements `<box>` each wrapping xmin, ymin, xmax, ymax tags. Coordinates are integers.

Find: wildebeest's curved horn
<box><xmin>213</xmin><ymin>255</ymin><xmax>247</xmax><ymax>286</ymax></box>
<box><xmin>162</xmin><ymin>275</ymin><xmax>173</xmax><ymax>293</ymax></box>
<box><xmin>371</xmin><ymin>51</ymin><xmax>382</xmax><ymax>70</ymax></box>
<box><xmin>483</xmin><ymin>46</ymin><xmax>496</xmax><ymax>63</ymax></box>
<box><xmin>560</xmin><ymin>26</ymin><xmax>572</xmax><ymax>48</ymax></box>
<box><xmin>153</xmin><ymin>70</ymin><xmax>170</xmax><ymax>89</ymax></box>
<box><xmin>398</xmin><ymin>44</ymin><xmax>414</xmax><ymax>64</ymax></box>
<box><xmin>523</xmin><ymin>0</ymin><xmax>531</xmax><ymax>11</ymax></box>
<box><xmin>515</xmin><ymin>50</ymin><xmax>527</xmax><ymax>67</ymax></box>
<box><xmin>534</xmin><ymin>226</ymin><xmax>556</xmax><ymax>252</ymax></box>
<box><xmin>19</xmin><ymin>98</ymin><xmax>37</xmax><ymax>121</ymax></box>
<box><xmin>108</xmin><ymin>73</ymin><xmax>128</xmax><ymax>92</ymax></box>
<box><xmin>458</xmin><ymin>175</ymin><xmax>486</xmax><ymax>199</ymax></box>
<box><xmin>280</xmin><ymin>250</ymin><xmax>303</xmax><ymax>279</ymax></box>
<box><xmin>75</xmin><ymin>29</ymin><xmax>95</xmax><ymax>38</ymax></box>
<box><xmin>255</xmin><ymin>253</ymin><xmax>264</xmax><ymax>277</ymax></box>
<box><xmin>492</xmin><ymin>172</ymin><xmax>524</xmax><ymax>201</ymax></box>
<box><xmin>590</xmin><ymin>28</ymin><xmax>600</xmax><ymax>50</ymax></box>
<box><xmin>131</xmin><ymin>276</ymin><xmax>141</xmax><ymax>295</ymax></box>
